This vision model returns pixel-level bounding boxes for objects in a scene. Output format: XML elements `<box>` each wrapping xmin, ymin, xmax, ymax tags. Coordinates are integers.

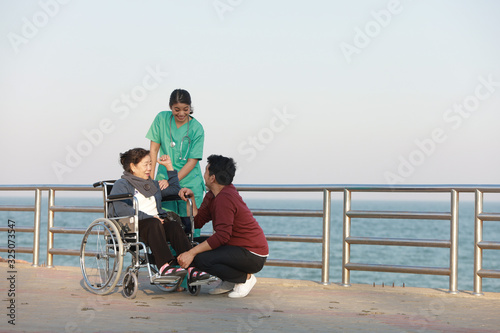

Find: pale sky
<box><xmin>1</xmin><ymin>0</ymin><xmax>500</xmax><ymax>187</ymax></box>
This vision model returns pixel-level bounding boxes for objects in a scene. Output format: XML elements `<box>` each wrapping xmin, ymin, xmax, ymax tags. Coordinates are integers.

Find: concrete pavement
<box><xmin>1</xmin><ymin>262</ymin><xmax>500</xmax><ymax>332</ymax></box>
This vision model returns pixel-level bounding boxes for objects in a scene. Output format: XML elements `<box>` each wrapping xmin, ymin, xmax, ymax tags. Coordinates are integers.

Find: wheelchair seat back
<box><xmin>94</xmin><ymin>180</ymin><xmax>140</xmax><ymax>238</ymax></box>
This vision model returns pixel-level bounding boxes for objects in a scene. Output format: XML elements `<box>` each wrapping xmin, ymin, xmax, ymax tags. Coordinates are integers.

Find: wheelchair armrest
<box><xmin>107</xmin><ymin>193</ymin><xmax>133</xmax><ymax>201</ymax></box>
<box><xmin>162</xmin><ymin>194</ymin><xmax>182</xmax><ymax>202</ymax></box>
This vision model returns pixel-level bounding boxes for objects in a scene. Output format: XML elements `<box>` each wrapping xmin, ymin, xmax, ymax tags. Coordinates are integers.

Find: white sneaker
<box><xmin>209</xmin><ymin>280</ymin><xmax>235</xmax><ymax>295</ymax></box>
<box><xmin>228</xmin><ymin>274</ymin><xmax>257</xmax><ymax>298</ymax></box>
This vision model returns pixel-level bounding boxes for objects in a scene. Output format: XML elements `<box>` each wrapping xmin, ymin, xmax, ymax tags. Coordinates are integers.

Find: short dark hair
<box><xmin>169</xmin><ymin>89</ymin><xmax>193</xmax><ymax>114</ymax></box>
<box><xmin>207</xmin><ymin>155</ymin><xmax>236</xmax><ymax>185</ymax></box>
<box><xmin>120</xmin><ymin>148</ymin><xmax>150</xmax><ymax>173</ymax></box>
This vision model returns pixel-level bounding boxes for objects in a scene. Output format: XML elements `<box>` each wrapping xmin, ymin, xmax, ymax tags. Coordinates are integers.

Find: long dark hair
<box><xmin>169</xmin><ymin>89</ymin><xmax>193</xmax><ymax>114</ymax></box>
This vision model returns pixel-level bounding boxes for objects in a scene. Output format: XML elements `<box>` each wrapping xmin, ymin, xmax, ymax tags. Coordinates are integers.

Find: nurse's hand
<box><xmin>158</xmin><ymin>179</ymin><xmax>169</xmax><ymax>190</ymax></box>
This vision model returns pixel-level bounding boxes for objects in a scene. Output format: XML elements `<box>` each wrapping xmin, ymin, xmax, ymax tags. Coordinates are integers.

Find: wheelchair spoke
<box><xmin>80</xmin><ymin>219</ymin><xmax>123</xmax><ymax>295</ymax></box>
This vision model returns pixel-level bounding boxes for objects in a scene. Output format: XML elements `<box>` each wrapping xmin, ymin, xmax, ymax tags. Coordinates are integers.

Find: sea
<box><xmin>2</xmin><ymin>194</ymin><xmax>500</xmax><ymax>293</ymax></box>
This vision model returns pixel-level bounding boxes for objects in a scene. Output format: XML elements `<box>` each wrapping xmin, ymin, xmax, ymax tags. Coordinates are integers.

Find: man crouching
<box><xmin>177</xmin><ymin>154</ymin><xmax>269</xmax><ymax>298</ymax></box>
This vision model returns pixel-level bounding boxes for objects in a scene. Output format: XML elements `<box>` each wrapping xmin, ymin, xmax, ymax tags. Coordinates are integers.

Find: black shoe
<box><xmin>188</xmin><ymin>267</ymin><xmax>210</xmax><ymax>282</ymax></box>
<box><xmin>161</xmin><ymin>265</ymin><xmax>187</xmax><ymax>278</ymax></box>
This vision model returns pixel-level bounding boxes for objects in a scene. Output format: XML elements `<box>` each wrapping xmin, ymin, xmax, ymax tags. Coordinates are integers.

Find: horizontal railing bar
<box><xmin>79</xmin><ymin>250</ymin><xmax>118</xmax><ymax>258</ymax></box>
<box><xmin>346</xmin><ymin>237</ymin><xmax>451</xmax><ymax>248</ymax></box>
<box><xmin>251</xmin><ymin>209</ymin><xmax>323</xmax><ymax>218</ymax></box>
<box><xmin>265</xmin><ymin>259</ymin><xmax>322</xmax><ymax>269</ymax></box>
<box><xmin>2</xmin><ymin>184</ymin><xmax>500</xmax><ymax>193</ymax></box>
<box><xmin>347</xmin><ymin>210</ymin><xmax>451</xmax><ymax>220</ymax></box>
<box><xmin>0</xmin><ymin>185</ymin><xmax>101</xmax><ymax>191</ymax></box>
<box><xmin>345</xmin><ymin>263</ymin><xmax>450</xmax><ymax>275</ymax></box>
<box><xmin>49</xmin><ymin>248</ymin><xmax>82</xmax><ymax>256</ymax></box>
<box><xmin>0</xmin><ymin>205</ymin><xmax>35</xmax><ymax>212</ymax></box>
<box><xmin>477</xmin><ymin>269</ymin><xmax>500</xmax><ymax>278</ymax></box>
<box><xmin>477</xmin><ymin>241</ymin><xmax>500</xmax><ymax>250</ymax></box>
<box><xmin>0</xmin><ymin>226</ymin><xmax>34</xmax><ymax>233</ymax></box>
<box><xmin>477</xmin><ymin>213</ymin><xmax>500</xmax><ymax>221</ymax></box>
<box><xmin>50</xmin><ymin>206</ymin><xmax>103</xmax><ymax>213</ymax></box>
<box><xmin>0</xmin><ymin>246</ymin><xmax>34</xmax><ymax>253</ymax></box>
<box><xmin>202</xmin><ymin>233</ymin><xmax>322</xmax><ymax>243</ymax></box>
<box><xmin>235</xmin><ymin>184</ymin><xmax>500</xmax><ymax>192</ymax></box>
<box><xmin>266</xmin><ymin>234</ymin><xmax>323</xmax><ymax>243</ymax></box>
<box><xmin>49</xmin><ymin>227</ymin><xmax>88</xmax><ymax>235</ymax></box>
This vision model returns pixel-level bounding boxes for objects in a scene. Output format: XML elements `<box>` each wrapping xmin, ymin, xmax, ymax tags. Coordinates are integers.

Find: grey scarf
<box><xmin>121</xmin><ymin>171</ymin><xmax>157</xmax><ymax>198</ymax></box>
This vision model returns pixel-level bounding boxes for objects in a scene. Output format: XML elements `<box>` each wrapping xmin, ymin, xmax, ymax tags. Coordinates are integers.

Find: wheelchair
<box><xmin>79</xmin><ymin>180</ymin><xmax>217</xmax><ymax>298</ymax></box>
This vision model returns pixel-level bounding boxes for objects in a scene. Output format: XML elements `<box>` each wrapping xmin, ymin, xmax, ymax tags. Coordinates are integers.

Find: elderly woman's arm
<box><xmin>157</xmin><ymin>155</ymin><xmax>181</xmax><ymax>198</ymax></box>
<box><xmin>160</xmin><ymin>170</ymin><xmax>181</xmax><ymax>198</ymax></box>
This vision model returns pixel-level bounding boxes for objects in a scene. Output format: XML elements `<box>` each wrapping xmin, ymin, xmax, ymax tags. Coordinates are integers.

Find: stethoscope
<box><xmin>169</xmin><ymin>114</ymin><xmax>191</xmax><ymax>161</ymax></box>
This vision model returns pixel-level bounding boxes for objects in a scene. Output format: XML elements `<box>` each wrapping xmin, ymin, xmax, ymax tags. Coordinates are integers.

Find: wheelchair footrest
<box><xmin>152</xmin><ymin>274</ymin><xmax>182</xmax><ymax>284</ymax></box>
<box><xmin>188</xmin><ymin>275</ymin><xmax>219</xmax><ymax>287</ymax></box>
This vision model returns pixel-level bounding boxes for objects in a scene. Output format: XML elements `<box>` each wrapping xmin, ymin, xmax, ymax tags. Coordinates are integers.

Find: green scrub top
<box><xmin>146</xmin><ymin>111</ymin><xmax>205</xmax><ymax>216</ymax></box>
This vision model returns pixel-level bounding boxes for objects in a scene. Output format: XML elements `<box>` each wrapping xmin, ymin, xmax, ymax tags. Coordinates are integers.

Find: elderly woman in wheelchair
<box><xmin>80</xmin><ymin>147</ymin><xmax>213</xmax><ymax>298</ymax></box>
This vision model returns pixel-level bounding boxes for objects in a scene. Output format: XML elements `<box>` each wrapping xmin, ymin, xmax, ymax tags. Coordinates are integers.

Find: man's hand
<box><xmin>177</xmin><ymin>250</ymin><xmax>195</xmax><ymax>269</ymax></box>
<box><xmin>178</xmin><ymin>241</ymin><xmax>212</xmax><ymax>268</ymax></box>
<box><xmin>178</xmin><ymin>188</ymin><xmax>194</xmax><ymax>201</ymax></box>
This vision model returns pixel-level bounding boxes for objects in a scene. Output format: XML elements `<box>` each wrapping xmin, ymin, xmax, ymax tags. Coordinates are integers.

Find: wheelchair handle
<box><xmin>93</xmin><ymin>180</ymin><xmax>116</xmax><ymax>188</ymax></box>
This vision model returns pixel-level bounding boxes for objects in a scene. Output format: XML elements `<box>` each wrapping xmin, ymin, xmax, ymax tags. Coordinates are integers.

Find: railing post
<box><xmin>321</xmin><ymin>189</ymin><xmax>331</xmax><ymax>285</ymax></box>
<box><xmin>449</xmin><ymin>189</ymin><xmax>459</xmax><ymax>294</ymax></box>
<box><xmin>473</xmin><ymin>189</ymin><xmax>484</xmax><ymax>296</ymax></box>
<box><xmin>32</xmin><ymin>188</ymin><xmax>42</xmax><ymax>267</ymax></box>
<box><xmin>47</xmin><ymin>188</ymin><xmax>55</xmax><ymax>268</ymax></box>
<box><xmin>342</xmin><ymin>189</ymin><xmax>351</xmax><ymax>287</ymax></box>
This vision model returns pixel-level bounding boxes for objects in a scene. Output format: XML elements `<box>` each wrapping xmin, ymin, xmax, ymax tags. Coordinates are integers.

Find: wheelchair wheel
<box><xmin>80</xmin><ymin>218</ymin><xmax>123</xmax><ymax>295</ymax></box>
<box><xmin>155</xmin><ymin>277</ymin><xmax>183</xmax><ymax>293</ymax></box>
<box><xmin>122</xmin><ymin>271</ymin><xmax>139</xmax><ymax>299</ymax></box>
<box><xmin>188</xmin><ymin>284</ymin><xmax>201</xmax><ymax>296</ymax></box>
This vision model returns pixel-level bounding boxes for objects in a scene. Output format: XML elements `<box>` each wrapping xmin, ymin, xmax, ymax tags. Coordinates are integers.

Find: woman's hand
<box><xmin>157</xmin><ymin>155</ymin><xmax>174</xmax><ymax>171</ymax></box>
<box><xmin>155</xmin><ymin>216</ymin><xmax>164</xmax><ymax>224</ymax></box>
<box><xmin>178</xmin><ymin>188</ymin><xmax>193</xmax><ymax>201</ymax></box>
<box><xmin>158</xmin><ymin>179</ymin><xmax>169</xmax><ymax>190</ymax></box>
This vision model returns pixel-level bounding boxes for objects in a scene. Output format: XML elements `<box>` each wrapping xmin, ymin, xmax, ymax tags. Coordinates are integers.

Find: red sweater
<box><xmin>194</xmin><ymin>184</ymin><xmax>269</xmax><ymax>256</ymax></box>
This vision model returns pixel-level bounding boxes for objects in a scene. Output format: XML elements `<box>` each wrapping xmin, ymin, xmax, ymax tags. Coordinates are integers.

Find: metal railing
<box><xmin>0</xmin><ymin>185</ymin><xmax>102</xmax><ymax>268</ymax></box>
<box><xmin>2</xmin><ymin>184</ymin><xmax>500</xmax><ymax>292</ymax></box>
<box><xmin>0</xmin><ymin>187</ymin><xmax>42</xmax><ymax>266</ymax></box>
<box><xmin>236</xmin><ymin>187</ymin><xmax>331</xmax><ymax>284</ymax></box>
<box><xmin>341</xmin><ymin>188</ymin><xmax>459</xmax><ymax>293</ymax></box>
<box><xmin>0</xmin><ymin>184</ymin><xmax>331</xmax><ymax>283</ymax></box>
<box><xmin>474</xmin><ymin>189</ymin><xmax>500</xmax><ymax>295</ymax></box>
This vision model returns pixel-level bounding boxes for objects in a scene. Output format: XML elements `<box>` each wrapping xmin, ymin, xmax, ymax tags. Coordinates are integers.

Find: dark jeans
<box><xmin>139</xmin><ymin>217</ymin><xmax>191</xmax><ymax>269</ymax></box>
<box><xmin>192</xmin><ymin>245</ymin><xmax>267</xmax><ymax>283</ymax></box>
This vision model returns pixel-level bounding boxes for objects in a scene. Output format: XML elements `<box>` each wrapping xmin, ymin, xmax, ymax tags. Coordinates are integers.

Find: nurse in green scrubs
<box><xmin>146</xmin><ymin>89</ymin><xmax>205</xmax><ymax>220</ymax></box>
